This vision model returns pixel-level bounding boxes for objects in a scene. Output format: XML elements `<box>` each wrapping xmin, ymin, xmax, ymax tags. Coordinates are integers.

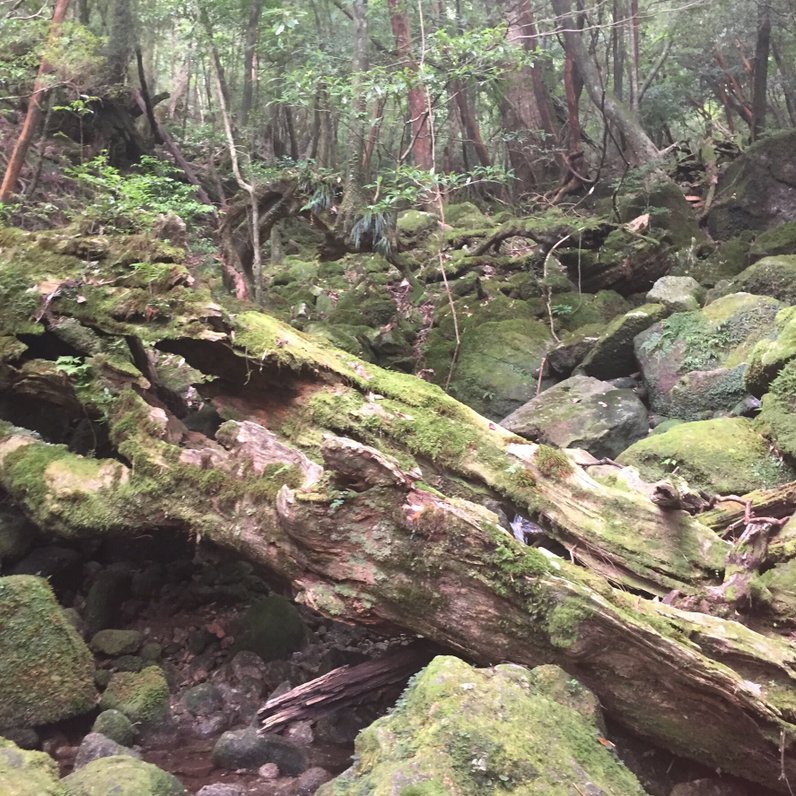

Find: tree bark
<box><xmin>241</xmin><ymin>0</ymin><xmax>265</xmax><ymax>127</ymax></box>
<box><xmin>551</xmin><ymin>0</ymin><xmax>659</xmax><ymax>166</ymax></box>
<box><xmin>751</xmin><ymin>0</ymin><xmax>771</xmax><ymax>140</ymax></box>
<box><xmin>0</xmin><ymin>0</ymin><xmax>71</xmax><ymax>204</ymax></box>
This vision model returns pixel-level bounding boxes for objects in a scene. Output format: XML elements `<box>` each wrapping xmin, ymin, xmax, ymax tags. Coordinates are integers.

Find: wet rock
<box><xmin>618</xmin><ymin>417</ymin><xmax>795</xmax><ymax>494</ymax></box>
<box><xmin>316</xmin><ymin>656</ymin><xmax>646</xmax><ymax>795</ymax></box>
<box><xmin>0</xmin><ymin>507</ymin><xmax>36</xmax><ymax>565</ymax></box>
<box><xmin>295</xmin><ymin>766</ymin><xmax>333</xmax><ymax>794</ymax></box>
<box><xmin>0</xmin><ymin>728</ymin><xmax>39</xmax><ymax>750</ymax></box>
<box><xmin>669</xmin><ymin>778</ymin><xmax>750</xmax><ymax>796</ymax></box>
<box><xmin>91</xmin><ymin>629</ymin><xmax>143</xmax><ymax>656</ymax></box>
<box><xmin>0</xmin><ymin>737</ymin><xmax>64</xmax><ymax>795</ymax></box>
<box><xmin>99</xmin><ymin>666</ymin><xmax>170</xmax><ymax>726</ymax></box>
<box><xmin>73</xmin><ymin>732</ymin><xmax>140</xmax><ymax>769</ymax></box>
<box><xmin>0</xmin><ymin>576</ymin><xmax>95</xmax><ymax>727</ymax></box>
<box><xmin>212</xmin><ymin>728</ymin><xmax>308</xmax><ymax>775</ymax></box>
<box><xmin>10</xmin><ymin>545</ymin><xmax>81</xmax><ymax>588</ymax></box>
<box><xmin>578</xmin><ymin>303</ymin><xmax>668</xmax><ymax>380</ymax></box>
<box><xmin>646</xmin><ymin>275</ymin><xmax>705</xmax><ymax>312</ymax></box>
<box><xmin>63</xmin><ymin>755</ymin><xmax>185</xmax><ymax>796</ymax></box>
<box><xmin>92</xmin><ymin>710</ymin><xmax>136</xmax><ymax>746</ymax></box>
<box><xmin>82</xmin><ymin>567</ymin><xmax>132</xmax><ymax>636</ymax></box>
<box><xmin>196</xmin><ymin>785</ymin><xmax>244</xmax><ymax>796</ymax></box>
<box><xmin>635</xmin><ymin>293</ymin><xmax>782</xmax><ymax>420</ymax></box>
<box><xmin>501</xmin><ymin>375</ymin><xmax>648</xmax><ymax>459</ymax></box>
<box><xmin>234</xmin><ymin>596</ymin><xmax>307</xmax><ymax>662</ymax></box>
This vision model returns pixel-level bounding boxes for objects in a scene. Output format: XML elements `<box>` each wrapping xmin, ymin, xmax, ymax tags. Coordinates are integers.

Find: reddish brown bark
<box><xmin>0</xmin><ymin>0</ymin><xmax>71</xmax><ymax>203</ymax></box>
<box><xmin>387</xmin><ymin>0</ymin><xmax>432</xmax><ymax>171</ymax></box>
<box><xmin>450</xmin><ymin>78</ymin><xmax>491</xmax><ymax>168</ymax></box>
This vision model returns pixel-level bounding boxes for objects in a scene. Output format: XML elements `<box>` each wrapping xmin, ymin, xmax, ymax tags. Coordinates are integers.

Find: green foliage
<box><xmin>66</xmin><ymin>153</ymin><xmax>212</xmax><ymax>234</ymax></box>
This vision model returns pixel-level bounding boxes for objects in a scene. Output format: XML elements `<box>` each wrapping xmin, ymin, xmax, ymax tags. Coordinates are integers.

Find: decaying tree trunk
<box><xmin>0</xmin><ymin>233</ymin><xmax>795</xmax><ymax>792</ymax></box>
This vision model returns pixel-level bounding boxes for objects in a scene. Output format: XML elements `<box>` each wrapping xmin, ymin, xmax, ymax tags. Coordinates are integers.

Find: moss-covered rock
<box><xmin>725</xmin><ymin>256</ymin><xmax>796</xmax><ymax>303</ymax></box>
<box><xmin>99</xmin><ymin>666</ymin><xmax>169</xmax><ymax>725</ymax></box>
<box><xmin>0</xmin><ymin>576</ymin><xmax>95</xmax><ymax>728</ymax></box>
<box><xmin>233</xmin><ymin>596</ymin><xmax>307</xmax><ymax>662</ymax></box>
<box><xmin>746</xmin><ymin>306</ymin><xmax>796</xmax><ymax>395</ymax></box>
<box><xmin>0</xmin><ymin>737</ymin><xmax>66</xmax><ymax>795</ymax></box>
<box><xmin>444</xmin><ymin>202</ymin><xmax>488</xmax><ymax>229</ymax></box>
<box><xmin>90</xmin><ymin>629</ymin><xmax>143</xmax><ymax>657</ymax></box>
<box><xmin>671</xmin><ymin>236</ymin><xmax>751</xmax><ymax>287</ymax></box>
<box><xmin>501</xmin><ymin>375</ymin><xmax>648</xmax><ymax>459</ymax></box>
<box><xmin>91</xmin><ymin>710</ymin><xmax>136</xmax><ymax>747</ymax></box>
<box><xmin>708</xmin><ymin>130</ymin><xmax>796</xmax><ymax>238</ymax></box>
<box><xmin>62</xmin><ymin>755</ymin><xmax>185</xmax><ymax>796</ymax></box>
<box><xmin>316</xmin><ymin>656</ymin><xmax>646</xmax><ymax>796</ymax></box>
<box><xmin>617</xmin><ymin>417</ymin><xmax>794</xmax><ymax>494</ymax></box>
<box><xmin>750</xmin><ymin>558</ymin><xmax>796</xmax><ymax>627</ymax></box>
<box><xmin>758</xmin><ymin>359</ymin><xmax>796</xmax><ymax>458</ymax></box>
<box><xmin>646</xmin><ymin>275</ymin><xmax>705</xmax><ymax>312</ymax></box>
<box><xmin>634</xmin><ymin>293</ymin><xmax>782</xmax><ymax>419</ymax></box>
<box><xmin>548</xmin><ymin>290</ymin><xmax>630</xmax><ymax>333</ymax></box>
<box><xmin>577</xmin><ymin>303</ymin><xmax>668</xmax><ymax>380</ymax></box>
<box><xmin>749</xmin><ymin>220</ymin><xmax>796</xmax><ymax>259</ymax></box>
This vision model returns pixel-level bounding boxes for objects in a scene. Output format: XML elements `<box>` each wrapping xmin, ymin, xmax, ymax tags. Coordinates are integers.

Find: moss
<box><xmin>759</xmin><ymin>359</ymin><xmax>796</xmax><ymax>458</ymax></box>
<box><xmin>99</xmin><ymin>666</ymin><xmax>170</xmax><ymax>725</ymax></box>
<box><xmin>534</xmin><ymin>445</ymin><xmax>574</xmax><ymax>480</ymax></box>
<box><xmin>546</xmin><ymin>599</ymin><xmax>589</xmax><ymax>648</ymax></box>
<box><xmin>63</xmin><ymin>755</ymin><xmax>185</xmax><ymax>796</ymax></box>
<box><xmin>233</xmin><ymin>596</ymin><xmax>307</xmax><ymax>661</ymax></box>
<box><xmin>0</xmin><ymin>576</ymin><xmax>96</xmax><ymax>727</ymax></box>
<box><xmin>0</xmin><ymin>738</ymin><xmax>66</xmax><ymax>796</ymax></box>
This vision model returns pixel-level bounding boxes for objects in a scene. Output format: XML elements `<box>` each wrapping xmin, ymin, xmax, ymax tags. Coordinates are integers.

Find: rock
<box><xmin>0</xmin><ymin>728</ymin><xmax>39</xmax><ymax>750</ymax></box>
<box><xmin>212</xmin><ymin>728</ymin><xmax>308</xmax><ymax>775</ymax></box>
<box><xmin>10</xmin><ymin>545</ymin><xmax>81</xmax><ymax>588</ymax></box>
<box><xmin>182</xmin><ymin>683</ymin><xmax>224</xmax><ymax>716</ymax></box>
<box><xmin>724</xmin><ymin>255</ymin><xmax>796</xmax><ymax>303</ymax></box>
<box><xmin>0</xmin><ymin>737</ymin><xmax>65</xmax><ymax>795</ymax></box>
<box><xmin>635</xmin><ymin>293</ymin><xmax>782</xmax><ymax>420</ymax></box>
<box><xmin>669</xmin><ymin>778</ymin><xmax>750</xmax><ymax>796</ymax></box>
<box><xmin>749</xmin><ymin>220</ymin><xmax>796</xmax><ymax>259</ymax></box>
<box><xmin>646</xmin><ymin>275</ymin><xmax>705</xmax><ymax>312</ymax></box>
<box><xmin>619</xmin><ymin>179</ymin><xmax>702</xmax><ymax>249</ymax></box>
<box><xmin>316</xmin><ymin>656</ymin><xmax>646</xmax><ymax>796</ymax></box>
<box><xmin>190</xmin><ymin>714</ymin><xmax>228</xmax><ymax>739</ymax></box>
<box><xmin>501</xmin><ymin>375</ymin><xmax>648</xmax><ymax>459</ymax></box>
<box><xmin>196</xmin><ymin>785</ymin><xmax>244</xmax><ymax>796</ymax></box>
<box><xmin>82</xmin><ymin>567</ymin><xmax>132</xmax><ymax>636</ymax></box>
<box><xmin>295</xmin><ymin>766</ymin><xmax>333</xmax><ymax>794</ymax></box>
<box><xmin>112</xmin><ymin>654</ymin><xmax>146</xmax><ymax>672</ymax></box>
<box><xmin>90</xmin><ymin>629</ymin><xmax>143</xmax><ymax>656</ymax></box>
<box><xmin>92</xmin><ymin>710</ymin><xmax>136</xmax><ymax>747</ymax></box>
<box><xmin>397</xmin><ymin>209</ymin><xmax>438</xmax><ymax>242</ymax></box>
<box><xmin>99</xmin><ymin>666</ymin><xmax>170</xmax><ymax>726</ymax></box>
<box><xmin>73</xmin><ymin>732</ymin><xmax>140</xmax><ymax>769</ymax></box>
<box><xmin>746</xmin><ymin>306</ymin><xmax>796</xmax><ymax>395</ymax></box>
<box><xmin>617</xmin><ymin>417</ymin><xmax>794</xmax><ymax>495</ymax></box>
<box><xmin>0</xmin><ymin>507</ymin><xmax>36</xmax><ymax>565</ymax></box>
<box><xmin>234</xmin><ymin>596</ymin><xmax>307</xmax><ymax>662</ymax></box>
<box><xmin>0</xmin><ymin>576</ymin><xmax>95</xmax><ymax>727</ymax></box>
<box><xmin>708</xmin><ymin>130</ymin><xmax>796</xmax><ymax>238</ymax></box>
<box><xmin>548</xmin><ymin>290</ymin><xmax>630</xmax><ymax>334</ymax></box>
<box><xmin>444</xmin><ymin>202</ymin><xmax>487</xmax><ymax>228</ymax></box>
<box><xmin>750</xmin><ymin>557</ymin><xmax>796</xmax><ymax>626</ymax></box>
<box><xmin>62</xmin><ymin>755</ymin><xmax>185</xmax><ymax>796</ymax></box>
<box><xmin>258</xmin><ymin>763</ymin><xmax>280</xmax><ymax>779</ymax></box>
<box><xmin>759</xmin><ymin>359</ymin><xmax>796</xmax><ymax>458</ymax></box>
<box><xmin>578</xmin><ymin>303</ymin><xmax>668</xmax><ymax>380</ymax></box>
<box><xmin>546</xmin><ymin>328</ymin><xmax>600</xmax><ymax>377</ymax></box>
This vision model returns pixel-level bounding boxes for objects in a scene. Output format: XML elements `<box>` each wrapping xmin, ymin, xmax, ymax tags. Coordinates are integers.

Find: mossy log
<box><xmin>0</xmin><ymin>231</ymin><xmax>795</xmax><ymax>791</ymax></box>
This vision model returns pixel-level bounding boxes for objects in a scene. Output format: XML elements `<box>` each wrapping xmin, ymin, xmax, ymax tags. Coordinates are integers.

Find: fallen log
<box><xmin>0</xmin><ymin>233</ymin><xmax>794</xmax><ymax>792</ymax></box>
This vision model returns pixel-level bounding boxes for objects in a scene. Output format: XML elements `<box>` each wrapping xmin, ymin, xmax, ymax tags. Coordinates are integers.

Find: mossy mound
<box><xmin>99</xmin><ymin>666</ymin><xmax>169</xmax><ymax>725</ymax></box>
<box><xmin>725</xmin><ymin>256</ymin><xmax>796</xmax><ymax>304</ymax></box>
<box><xmin>618</xmin><ymin>179</ymin><xmax>701</xmax><ymax>248</ymax></box>
<box><xmin>547</xmin><ymin>290</ymin><xmax>630</xmax><ymax>333</ymax></box>
<box><xmin>232</xmin><ymin>596</ymin><xmax>306</xmax><ymax>662</ymax></box>
<box><xmin>62</xmin><ymin>755</ymin><xmax>185</xmax><ymax>796</ymax></box>
<box><xmin>749</xmin><ymin>221</ymin><xmax>796</xmax><ymax>259</ymax></box>
<box><xmin>671</xmin><ymin>237</ymin><xmax>751</xmax><ymax>287</ymax></box>
<box><xmin>759</xmin><ymin>359</ymin><xmax>796</xmax><ymax>459</ymax></box>
<box><xmin>618</xmin><ymin>417</ymin><xmax>794</xmax><ymax>494</ymax></box>
<box><xmin>444</xmin><ymin>202</ymin><xmax>488</xmax><ymax>228</ymax></box>
<box><xmin>634</xmin><ymin>293</ymin><xmax>782</xmax><ymax>419</ymax></box>
<box><xmin>0</xmin><ymin>576</ymin><xmax>95</xmax><ymax>727</ymax></box>
<box><xmin>746</xmin><ymin>306</ymin><xmax>796</xmax><ymax>395</ymax></box>
<box><xmin>0</xmin><ymin>737</ymin><xmax>65</xmax><ymax>795</ymax></box>
<box><xmin>751</xmin><ymin>558</ymin><xmax>796</xmax><ymax>625</ymax></box>
<box><xmin>316</xmin><ymin>656</ymin><xmax>646</xmax><ymax>796</ymax></box>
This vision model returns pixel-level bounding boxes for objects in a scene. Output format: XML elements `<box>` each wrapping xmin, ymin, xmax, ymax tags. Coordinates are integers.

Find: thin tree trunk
<box><xmin>0</xmin><ymin>0</ymin><xmax>71</xmax><ymax>204</ymax></box>
<box><xmin>628</xmin><ymin>0</ymin><xmax>640</xmax><ymax>111</ymax></box>
<box><xmin>450</xmin><ymin>78</ymin><xmax>491</xmax><ymax>168</ymax></box>
<box><xmin>551</xmin><ymin>0</ymin><xmax>659</xmax><ymax>166</ymax></box>
<box><xmin>772</xmin><ymin>40</ymin><xmax>796</xmax><ymax>126</ymax></box>
<box><xmin>612</xmin><ymin>0</ymin><xmax>625</xmax><ymax>100</ymax></box>
<box><xmin>241</xmin><ymin>0</ymin><xmax>265</xmax><ymax>126</ymax></box>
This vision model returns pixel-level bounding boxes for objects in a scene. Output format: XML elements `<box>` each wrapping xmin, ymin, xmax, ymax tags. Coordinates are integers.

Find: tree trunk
<box><xmin>388</xmin><ymin>0</ymin><xmax>432</xmax><ymax>171</ymax></box>
<box><xmin>551</xmin><ymin>0</ymin><xmax>659</xmax><ymax>166</ymax></box>
<box><xmin>0</xmin><ymin>0</ymin><xmax>71</xmax><ymax>204</ymax></box>
<box><xmin>751</xmin><ymin>0</ymin><xmax>771</xmax><ymax>140</ymax></box>
<box><xmin>241</xmin><ymin>0</ymin><xmax>265</xmax><ymax>127</ymax></box>
<box><xmin>0</xmin><ymin>237</ymin><xmax>795</xmax><ymax>792</ymax></box>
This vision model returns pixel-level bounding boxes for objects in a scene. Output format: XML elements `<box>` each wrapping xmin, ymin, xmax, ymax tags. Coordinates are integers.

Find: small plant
<box><xmin>66</xmin><ymin>153</ymin><xmax>213</xmax><ymax>234</ymax></box>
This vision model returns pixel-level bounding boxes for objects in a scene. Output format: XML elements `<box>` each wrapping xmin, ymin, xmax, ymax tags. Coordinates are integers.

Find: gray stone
<box><xmin>73</xmin><ymin>732</ymin><xmax>140</xmax><ymax>769</ymax></box>
<box><xmin>183</xmin><ymin>683</ymin><xmax>224</xmax><ymax>716</ymax></box>
<box><xmin>295</xmin><ymin>766</ymin><xmax>333</xmax><ymax>795</ymax></box>
<box><xmin>646</xmin><ymin>275</ymin><xmax>705</xmax><ymax>312</ymax></box>
<box><xmin>196</xmin><ymin>786</ymin><xmax>244</xmax><ymax>796</ymax></box>
<box><xmin>501</xmin><ymin>375</ymin><xmax>648</xmax><ymax>459</ymax></box>
<box><xmin>212</xmin><ymin>728</ymin><xmax>308</xmax><ymax>775</ymax></box>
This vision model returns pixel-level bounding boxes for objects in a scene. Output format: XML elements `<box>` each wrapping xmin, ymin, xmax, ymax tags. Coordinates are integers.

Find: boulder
<box><xmin>0</xmin><ymin>576</ymin><xmax>95</xmax><ymax>727</ymax></box>
<box><xmin>617</xmin><ymin>417</ymin><xmax>794</xmax><ymax>495</ymax></box>
<box><xmin>746</xmin><ymin>306</ymin><xmax>796</xmax><ymax>395</ymax></box>
<box><xmin>316</xmin><ymin>656</ymin><xmax>646</xmax><ymax>796</ymax></box>
<box><xmin>73</xmin><ymin>732</ymin><xmax>140</xmax><ymax>769</ymax></box>
<box><xmin>0</xmin><ymin>737</ymin><xmax>65</xmax><ymax>796</ymax></box>
<box><xmin>634</xmin><ymin>293</ymin><xmax>782</xmax><ymax>419</ymax></box>
<box><xmin>724</xmin><ymin>255</ymin><xmax>796</xmax><ymax>304</ymax></box>
<box><xmin>99</xmin><ymin>666</ymin><xmax>170</xmax><ymax>726</ymax></box>
<box><xmin>91</xmin><ymin>710</ymin><xmax>136</xmax><ymax>747</ymax></box>
<box><xmin>233</xmin><ymin>596</ymin><xmax>306</xmax><ymax>662</ymax></box>
<box><xmin>646</xmin><ymin>275</ymin><xmax>705</xmax><ymax>312</ymax></box>
<box><xmin>500</xmin><ymin>375</ymin><xmax>648</xmax><ymax>459</ymax></box>
<box><xmin>759</xmin><ymin>359</ymin><xmax>796</xmax><ymax>458</ymax></box>
<box><xmin>748</xmin><ymin>220</ymin><xmax>796</xmax><ymax>259</ymax></box>
<box><xmin>708</xmin><ymin>130</ymin><xmax>796</xmax><ymax>238</ymax></box>
<box><xmin>212</xmin><ymin>728</ymin><xmax>308</xmax><ymax>775</ymax></box>
<box><xmin>90</xmin><ymin>629</ymin><xmax>143</xmax><ymax>657</ymax></box>
<box><xmin>577</xmin><ymin>303</ymin><xmax>668</xmax><ymax>380</ymax></box>
<box><xmin>62</xmin><ymin>755</ymin><xmax>185</xmax><ymax>796</ymax></box>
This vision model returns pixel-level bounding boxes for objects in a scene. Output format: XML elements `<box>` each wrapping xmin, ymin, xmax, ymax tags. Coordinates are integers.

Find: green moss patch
<box><xmin>99</xmin><ymin>667</ymin><xmax>169</xmax><ymax>725</ymax></box>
